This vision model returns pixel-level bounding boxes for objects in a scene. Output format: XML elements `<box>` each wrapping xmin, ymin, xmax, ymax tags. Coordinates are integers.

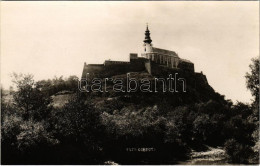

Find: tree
<box><xmin>12</xmin><ymin>73</ymin><xmax>34</xmax><ymax>113</ymax></box>
<box><xmin>245</xmin><ymin>57</ymin><xmax>259</xmax><ymax>164</ymax></box>
<box><xmin>245</xmin><ymin>57</ymin><xmax>259</xmax><ymax>105</ymax></box>
<box><xmin>11</xmin><ymin>73</ymin><xmax>52</xmax><ymax>121</ymax></box>
<box><xmin>66</xmin><ymin>75</ymin><xmax>79</xmax><ymax>91</ymax></box>
<box><xmin>52</xmin><ymin>95</ymin><xmax>104</xmax><ymax>149</ymax></box>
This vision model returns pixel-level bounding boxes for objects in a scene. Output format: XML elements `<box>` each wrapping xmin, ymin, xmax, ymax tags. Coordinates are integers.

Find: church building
<box><xmin>82</xmin><ymin>25</ymin><xmax>195</xmax><ymax>79</ymax></box>
<box><xmin>141</xmin><ymin>25</ymin><xmax>194</xmax><ymax>71</ymax></box>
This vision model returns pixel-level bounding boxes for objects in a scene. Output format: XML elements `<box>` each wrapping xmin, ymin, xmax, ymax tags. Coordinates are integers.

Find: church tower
<box><xmin>143</xmin><ymin>25</ymin><xmax>153</xmax><ymax>53</ymax></box>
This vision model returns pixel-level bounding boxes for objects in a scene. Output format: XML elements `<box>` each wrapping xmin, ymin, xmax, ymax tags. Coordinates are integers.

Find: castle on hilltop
<box><xmin>82</xmin><ymin>25</ymin><xmax>198</xmax><ymax>79</ymax></box>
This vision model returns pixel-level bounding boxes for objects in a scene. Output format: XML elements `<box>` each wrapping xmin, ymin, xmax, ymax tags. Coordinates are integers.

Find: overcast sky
<box><xmin>1</xmin><ymin>1</ymin><xmax>259</xmax><ymax>103</ymax></box>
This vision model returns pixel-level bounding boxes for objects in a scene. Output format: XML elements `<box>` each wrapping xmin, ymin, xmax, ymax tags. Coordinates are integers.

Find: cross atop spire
<box><xmin>144</xmin><ymin>24</ymin><xmax>152</xmax><ymax>44</ymax></box>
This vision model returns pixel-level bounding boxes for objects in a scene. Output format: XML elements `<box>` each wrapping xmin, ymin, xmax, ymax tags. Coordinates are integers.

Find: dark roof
<box><xmin>152</xmin><ymin>47</ymin><xmax>179</xmax><ymax>57</ymax></box>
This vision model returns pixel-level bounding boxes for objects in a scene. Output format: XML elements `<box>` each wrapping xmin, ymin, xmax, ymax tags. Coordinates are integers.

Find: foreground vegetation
<box><xmin>1</xmin><ymin>57</ymin><xmax>259</xmax><ymax>164</ymax></box>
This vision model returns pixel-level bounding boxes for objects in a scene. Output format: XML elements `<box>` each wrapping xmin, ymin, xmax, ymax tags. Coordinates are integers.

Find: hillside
<box><xmin>53</xmin><ymin>69</ymin><xmax>228</xmax><ymax>113</ymax></box>
<box><xmin>79</xmin><ymin>69</ymin><xmax>228</xmax><ymax>108</ymax></box>
<box><xmin>3</xmin><ymin>62</ymin><xmax>257</xmax><ymax>165</ymax></box>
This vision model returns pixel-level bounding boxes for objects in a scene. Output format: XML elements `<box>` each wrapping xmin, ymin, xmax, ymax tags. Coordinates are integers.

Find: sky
<box><xmin>1</xmin><ymin>1</ymin><xmax>259</xmax><ymax>103</ymax></box>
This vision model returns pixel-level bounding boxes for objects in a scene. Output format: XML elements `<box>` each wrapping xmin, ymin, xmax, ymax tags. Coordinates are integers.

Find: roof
<box><xmin>179</xmin><ymin>58</ymin><xmax>193</xmax><ymax>63</ymax></box>
<box><xmin>151</xmin><ymin>47</ymin><xmax>179</xmax><ymax>57</ymax></box>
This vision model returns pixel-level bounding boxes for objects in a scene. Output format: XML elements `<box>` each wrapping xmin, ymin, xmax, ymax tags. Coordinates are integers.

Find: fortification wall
<box><xmin>103</xmin><ymin>64</ymin><xmax>131</xmax><ymax>77</ymax></box>
<box><xmin>104</xmin><ymin>60</ymin><xmax>130</xmax><ymax>66</ymax></box>
<box><xmin>82</xmin><ymin>60</ymin><xmax>145</xmax><ymax>80</ymax></box>
<box><xmin>149</xmin><ymin>62</ymin><xmax>180</xmax><ymax>76</ymax></box>
<box><xmin>82</xmin><ymin>54</ymin><xmax>196</xmax><ymax>81</ymax></box>
<box><xmin>129</xmin><ymin>58</ymin><xmax>146</xmax><ymax>72</ymax></box>
<box><xmin>81</xmin><ymin>64</ymin><xmax>104</xmax><ymax>79</ymax></box>
<box><xmin>178</xmin><ymin>61</ymin><xmax>195</xmax><ymax>73</ymax></box>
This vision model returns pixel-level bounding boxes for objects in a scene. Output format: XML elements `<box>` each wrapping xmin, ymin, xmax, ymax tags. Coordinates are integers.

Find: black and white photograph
<box><xmin>1</xmin><ymin>1</ymin><xmax>259</xmax><ymax>165</ymax></box>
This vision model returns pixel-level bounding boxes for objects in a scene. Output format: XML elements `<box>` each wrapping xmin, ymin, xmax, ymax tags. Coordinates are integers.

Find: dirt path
<box><xmin>179</xmin><ymin>146</ymin><xmax>228</xmax><ymax>165</ymax></box>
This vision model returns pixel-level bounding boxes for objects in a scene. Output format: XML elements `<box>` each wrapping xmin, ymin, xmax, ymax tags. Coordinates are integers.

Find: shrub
<box><xmin>224</xmin><ymin>139</ymin><xmax>253</xmax><ymax>164</ymax></box>
<box><xmin>1</xmin><ymin>114</ymin><xmax>22</xmax><ymax>144</ymax></box>
<box><xmin>17</xmin><ymin>120</ymin><xmax>58</xmax><ymax>152</ymax></box>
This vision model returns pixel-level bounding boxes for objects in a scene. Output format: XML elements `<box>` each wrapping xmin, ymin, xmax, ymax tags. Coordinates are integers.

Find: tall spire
<box><xmin>143</xmin><ymin>24</ymin><xmax>152</xmax><ymax>44</ymax></box>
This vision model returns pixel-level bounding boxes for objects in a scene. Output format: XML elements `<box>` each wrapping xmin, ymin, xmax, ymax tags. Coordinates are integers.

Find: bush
<box><xmin>1</xmin><ymin>114</ymin><xmax>58</xmax><ymax>164</ymax></box>
<box><xmin>224</xmin><ymin>139</ymin><xmax>253</xmax><ymax>164</ymax></box>
<box><xmin>1</xmin><ymin>114</ymin><xmax>22</xmax><ymax>144</ymax></box>
<box><xmin>17</xmin><ymin>120</ymin><xmax>58</xmax><ymax>152</ymax></box>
